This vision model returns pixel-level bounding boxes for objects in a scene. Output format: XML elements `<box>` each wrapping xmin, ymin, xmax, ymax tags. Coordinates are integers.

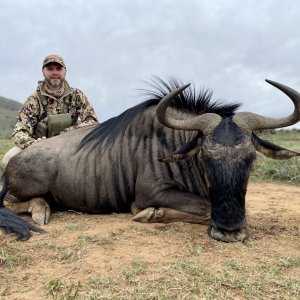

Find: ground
<box><xmin>0</xmin><ymin>182</ymin><xmax>299</xmax><ymax>300</ymax></box>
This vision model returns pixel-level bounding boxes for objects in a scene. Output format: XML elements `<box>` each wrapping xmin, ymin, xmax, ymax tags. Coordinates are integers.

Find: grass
<box><xmin>0</xmin><ymin>96</ymin><xmax>20</xmax><ymax>139</ymax></box>
<box><xmin>41</xmin><ymin>255</ymin><xmax>300</xmax><ymax>299</ymax></box>
<box><xmin>0</xmin><ymin>139</ymin><xmax>14</xmax><ymax>162</ymax></box>
<box><xmin>45</xmin><ymin>278</ymin><xmax>81</xmax><ymax>299</ymax></box>
<box><xmin>122</xmin><ymin>260</ymin><xmax>148</xmax><ymax>282</ymax></box>
<box><xmin>251</xmin><ymin>130</ymin><xmax>300</xmax><ymax>185</ymax></box>
<box><xmin>0</xmin><ymin>138</ymin><xmax>14</xmax><ymax>179</ymax></box>
<box><xmin>0</xmin><ymin>248</ymin><xmax>16</xmax><ymax>269</ymax></box>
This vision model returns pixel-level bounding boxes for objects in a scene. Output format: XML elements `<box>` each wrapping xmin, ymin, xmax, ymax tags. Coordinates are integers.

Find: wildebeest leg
<box><xmin>136</xmin><ymin>187</ymin><xmax>211</xmax><ymax>211</ymax></box>
<box><xmin>133</xmin><ymin>189</ymin><xmax>211</xmax><ymax>224</ymax></box>
<box><xmin>4</xmin><ymin>196</ymin><xmax>50</xmax><ymax>225</ymax></box>
<box><xmin>132</xmin><ymin>204</ymin><xmax>210</xmax><ymax>224</ymax></box>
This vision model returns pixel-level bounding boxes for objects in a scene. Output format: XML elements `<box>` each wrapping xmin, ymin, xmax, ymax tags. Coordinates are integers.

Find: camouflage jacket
<box><xmin>12</xmin><ymin>80</ymin><xmax>99</xmax><ymax>149</ymax></box>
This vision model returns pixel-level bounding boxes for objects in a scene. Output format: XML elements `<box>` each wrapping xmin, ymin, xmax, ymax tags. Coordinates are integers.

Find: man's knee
<box><xmin>1</xmin><ymin>146</ymin><xmax>23</xmax><ymax>171</ymax></box>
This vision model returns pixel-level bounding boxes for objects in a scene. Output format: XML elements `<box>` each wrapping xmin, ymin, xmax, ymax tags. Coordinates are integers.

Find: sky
<box><xmin>1</xmin><ymin>0</ymin><xmax>300</xmax><ymax>129</ymax></box>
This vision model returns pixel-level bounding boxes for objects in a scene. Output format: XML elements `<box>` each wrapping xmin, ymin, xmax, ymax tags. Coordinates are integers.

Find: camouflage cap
<box><xmin>42</xmin><ymin>54</ymin><xmax>66</xmax><ymax>68</ymax></box>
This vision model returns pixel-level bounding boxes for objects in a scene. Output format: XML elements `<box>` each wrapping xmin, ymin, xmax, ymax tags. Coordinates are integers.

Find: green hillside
<box><xmin>0</xmin><ymin>96</ymin><xmax>21</xmax><ymax>138</ymax></box>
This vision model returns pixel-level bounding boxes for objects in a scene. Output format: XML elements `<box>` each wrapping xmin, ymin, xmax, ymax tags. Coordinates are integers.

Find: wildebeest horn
<box><xmin>233</xmin><ymin>79</ymin><xmax>300</xmax><ymax>132</ymax></box>
<box><xmin>156</xmin><ymin>84</ymin><xmax>222</xmax><ymax>134</ymax></box>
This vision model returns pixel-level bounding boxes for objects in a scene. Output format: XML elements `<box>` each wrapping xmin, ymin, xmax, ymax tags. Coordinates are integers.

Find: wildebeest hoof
<box><xmin>209</xmin><ymin>226</ymin><xmax>248</xmax><ymax>243</ymax></box>
<box><xmin>28</xmin><ymin>198</ymin><xmax>51</xmax><ymax>225</ymax></box>
<box><xmin>155</xmin><ymin>209</ymin><xmax>165</xmax><ymax>219</ymax></box>
<box><xmin>132</xmin><ymin>207</ymin><xmax>165</xmax><ymax>223</ymax></box>
<box><xmin>132</xmin><ymin>207</ymin><xmax>155</xmax><ymax>222</ymax></box>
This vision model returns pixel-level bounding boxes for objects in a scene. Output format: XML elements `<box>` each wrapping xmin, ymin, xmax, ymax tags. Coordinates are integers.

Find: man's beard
<box><xmin>47</xmin><ymin>78</ymin><xmax>63</xmax><ymax>89</ymax></box>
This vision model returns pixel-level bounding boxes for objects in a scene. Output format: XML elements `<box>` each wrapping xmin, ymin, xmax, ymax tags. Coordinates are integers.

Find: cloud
<box><xmin>1</xmin><ymin>0</ymin><xmax>300</xmax><ymax>128</ymax></box>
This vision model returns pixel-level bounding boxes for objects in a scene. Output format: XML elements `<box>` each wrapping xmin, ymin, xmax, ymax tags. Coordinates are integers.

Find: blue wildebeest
<box><xmin>0</xmin><ymin>79</ymin><xmax>299</xmax><ymax>242</ymax></box>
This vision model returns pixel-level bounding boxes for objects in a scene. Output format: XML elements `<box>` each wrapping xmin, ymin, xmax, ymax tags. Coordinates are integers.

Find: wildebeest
<box><xmin>0</xmin><ymin>78</ymin><xmax>299</xmax><ymax>242</ymax></box>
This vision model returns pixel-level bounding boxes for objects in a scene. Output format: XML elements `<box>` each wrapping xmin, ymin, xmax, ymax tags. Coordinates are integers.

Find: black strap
<box><xmin>36</xmin><ymin>89</ymin><xmax>48</xmax><ymax>121</ymax></box>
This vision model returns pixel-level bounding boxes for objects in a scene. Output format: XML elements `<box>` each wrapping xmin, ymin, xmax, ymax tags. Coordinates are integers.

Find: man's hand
<box><xmin>62</xmin><ymin>125</ymin><xmax>79</xmax><ymax>133</ymax></box>
<box><xmin>34</xmin><ymin>136</ymin><xmax>47</xmax><ymax>143</ymax></box>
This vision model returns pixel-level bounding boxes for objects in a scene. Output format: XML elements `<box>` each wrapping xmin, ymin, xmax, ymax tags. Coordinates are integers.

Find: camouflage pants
<box><xmin>1</xmin><ymin>146</ymin><xmax>23</xmax><ymax>172</ymax></box>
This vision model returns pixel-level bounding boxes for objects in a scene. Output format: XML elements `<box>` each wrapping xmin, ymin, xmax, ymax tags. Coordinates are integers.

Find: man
<box><xmin>1</xmin><ymin>54</ymin><xmax>99</xmax><ymax>170</ymax></box>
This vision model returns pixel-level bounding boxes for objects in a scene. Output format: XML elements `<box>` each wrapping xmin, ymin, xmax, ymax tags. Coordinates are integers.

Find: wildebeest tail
<box><xmin>0</xmin><ymin>174</ymin><xmax>44</xmax><ymax>240</ymax></box>
<box><xmin>0</xmin><ymin>208</ymin><xmax>44</xmax><ymax>240</ymax></box>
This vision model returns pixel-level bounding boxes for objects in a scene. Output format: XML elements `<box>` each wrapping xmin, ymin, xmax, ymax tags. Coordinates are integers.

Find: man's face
<box><xmin>42</xmin><ymin>63</ymin><xmax>67</xmax><ymax>88</ymax></box>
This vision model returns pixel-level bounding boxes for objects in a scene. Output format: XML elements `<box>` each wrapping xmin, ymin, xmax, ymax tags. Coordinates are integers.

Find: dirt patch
<box><xmin>0</xmin><ymin>182</ymin><xmax>299</xmax><ymax>299</ymax></box>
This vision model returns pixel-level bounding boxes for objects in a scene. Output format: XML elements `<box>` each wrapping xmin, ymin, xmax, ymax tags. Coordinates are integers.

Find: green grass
<box><xmin>45</xmin><ymin>278</ymin><xmax>81</xmax><ymax>299</ymax></box>
<box><xmin>0</xmin><ymin>248</ymin><xmax>16</xmax><ymax>269</ymax></box>
<box><xmin>0</xmin><ymin>139</ymin><xmax>14</xmax><ymax>179</ymax></box>
<box><xmin>0</xmin><ymin>109</ymin><xmax>17</xmax><ymax>139</ymax></box>
<box><xmin>257</xmin><ymin>130</ymin><xmax>300</xmax><ymax>152</ymax></box>
<box><xmin>0</xmin><ymin>96</ymin><xmax>20</xmax><ymax>139</ymax></box>
<box><xmin>0</xmin><ymin>139</ymin><xmax>14</xmax><ymax>162</ymax></box>
<box><xmin>252</xmin><ymin>130</ymin><xmax>300</xmax><ymax>185</ymax></box>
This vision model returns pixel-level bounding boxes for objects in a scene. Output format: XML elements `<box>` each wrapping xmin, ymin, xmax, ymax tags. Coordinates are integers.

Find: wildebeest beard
<box><xmin>206</xmin><ymin>156</ymin><xmax>255</xmax><ymax>231</ymax></box>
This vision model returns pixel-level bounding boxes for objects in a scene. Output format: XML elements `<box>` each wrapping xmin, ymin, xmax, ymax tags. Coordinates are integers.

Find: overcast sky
<box><xmin>1</xmin><ymin>0</ymin><xmax>300</xmax><ymax>128</ymax></box>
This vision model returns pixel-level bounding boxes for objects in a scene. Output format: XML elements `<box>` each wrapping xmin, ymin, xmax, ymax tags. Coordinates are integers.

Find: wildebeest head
<box><xmin>156</xmin><ymin>80</ymin><xmax>300</xmax><ymax>242</ymax></box>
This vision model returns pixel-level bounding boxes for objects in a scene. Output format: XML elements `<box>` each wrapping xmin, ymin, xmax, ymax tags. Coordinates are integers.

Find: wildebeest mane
<box><xmin>79</xmin><ymin>78</ymin><xmax>241</xmax><ymax>148</ymax></box>
<box><xmin>143</xmin><ymin>77</ymin><xmax>240</xmax><ymax>116</ymax></box>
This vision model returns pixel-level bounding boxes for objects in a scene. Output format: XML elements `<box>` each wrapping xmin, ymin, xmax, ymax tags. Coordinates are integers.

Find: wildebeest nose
<box><xmin>211</xmin><ymin>219</ymin><xmax>246</xmax><ymax>232</ymax></box>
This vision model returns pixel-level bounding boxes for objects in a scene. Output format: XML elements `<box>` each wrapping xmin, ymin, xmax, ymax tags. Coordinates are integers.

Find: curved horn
<box><xmin>156</xmin><ymin>84</ymin><xmax>222</xmax><ymax>134</ymax></box>
<box><xmin>233</xmin><ymin>79</ymin><xmax>300</xmax><ymax>132</ymax></box>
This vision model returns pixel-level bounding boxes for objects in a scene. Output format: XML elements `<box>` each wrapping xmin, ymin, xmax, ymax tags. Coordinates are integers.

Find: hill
<box><xmin>0</xmin><ymin>96</ymin><xmax>21</xmax><ymax>138</ymax></box>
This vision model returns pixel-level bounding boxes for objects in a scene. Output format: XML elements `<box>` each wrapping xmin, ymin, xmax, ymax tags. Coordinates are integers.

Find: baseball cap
<box><xmin>42</xmin><ymin>54</ymin><xmax>66</xmax><ymax>68</ymax></box>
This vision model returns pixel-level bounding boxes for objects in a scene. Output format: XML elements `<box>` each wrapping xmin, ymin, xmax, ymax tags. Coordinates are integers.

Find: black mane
<box><xmin>143</xmin><ymin>77</ymin><xmax>240</xmax><ymax>116</ymax></box>
<box><xmin>79</xmin><ymin>78</ymin><xmax>241</xmax><ymax>148</ymax></box>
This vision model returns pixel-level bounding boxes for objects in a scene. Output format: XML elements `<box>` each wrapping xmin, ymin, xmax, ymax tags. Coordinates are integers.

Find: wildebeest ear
<box><xmin>158</xmin><ymin>133</ymin><xmax>203</xmax><ymax>162</ymax></box>
<box><xmin>252</xmin><ymin>133</ymin><xmax>300</xmax><ymax>160</ymax></box>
